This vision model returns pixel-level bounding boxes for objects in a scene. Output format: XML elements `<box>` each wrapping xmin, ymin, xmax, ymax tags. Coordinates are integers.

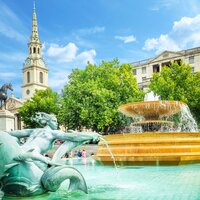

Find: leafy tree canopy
<box><xmin>149</xmin><ymin>61</ymin><xmax>200</xmax><ymax>124</ymax></box>
<box><xmin>19</xmin><ymin>88</ymin><xmax>60</xmax><ymax>128</ymax></box>
<box><xmin>60</xmin><ymin>59</ymin><xmax>144</xmax><ymax>134</ymax></box>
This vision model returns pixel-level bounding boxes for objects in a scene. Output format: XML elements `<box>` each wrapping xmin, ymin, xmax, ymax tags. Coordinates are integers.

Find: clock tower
<box><xmin>22</xmin><ymin>5</ymin><xmax>48</xmax><ymax>100</ymax></box>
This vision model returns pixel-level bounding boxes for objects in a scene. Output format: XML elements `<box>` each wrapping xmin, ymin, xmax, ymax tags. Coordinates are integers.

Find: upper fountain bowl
<box><xmin>118</xmin><ymin>101</ymin><xmax>186</xmax><ymax>119</ymax></box>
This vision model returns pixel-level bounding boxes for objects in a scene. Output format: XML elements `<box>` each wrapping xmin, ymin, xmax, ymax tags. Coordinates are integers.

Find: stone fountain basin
<box><xmin>94</xmin><ymin>132</ymin><xmax>200</xmax><ymax>166</ymax></box>
<box><xmin>118</xmin><ymin>101</ymin><xmax>186</xmax><ymax>119</ymax></box>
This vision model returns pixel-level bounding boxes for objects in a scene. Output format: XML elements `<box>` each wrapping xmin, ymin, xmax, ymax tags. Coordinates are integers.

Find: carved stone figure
<box><xmin>0</xmin><ymin>112</ymin><xmax>100</xmax><ymax>198</ymax></box>
<box><xmin>0</xmin><ymin>83</ymin><xmax>13</xmax><ymax>110</ymax></box>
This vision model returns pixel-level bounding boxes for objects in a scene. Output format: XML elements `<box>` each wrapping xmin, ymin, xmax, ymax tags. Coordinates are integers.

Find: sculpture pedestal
<box><xmin>0</xmin><ymin>110</ymin><xmax>15</xmax><ymax>131</ymax></box>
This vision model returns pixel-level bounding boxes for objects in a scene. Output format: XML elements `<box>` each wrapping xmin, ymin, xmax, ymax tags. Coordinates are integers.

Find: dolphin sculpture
<box><xmin>0</xmin><ymin>131</ymin><xmax>88</xmax><ymax>197</ymax></box>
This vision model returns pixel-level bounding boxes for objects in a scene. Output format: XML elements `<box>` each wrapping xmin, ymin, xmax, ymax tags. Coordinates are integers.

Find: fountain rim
<box><xmin>119</xmin><ymin>100</ymin><xmax>186</xmax><ymax>107</ymax></box>
<box><xmin>132</xmin><ymin>120</ymin><xmax>174</xmax><ymax>125</ymax></box>
<box><xmin>118</xmin><ymin>100</ymin><xmax>186</xmax><ymax>118</ymax></box>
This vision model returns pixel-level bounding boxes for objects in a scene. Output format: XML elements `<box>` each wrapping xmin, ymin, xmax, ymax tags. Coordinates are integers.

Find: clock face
<box><xmin>39</xmin><ymin>58</ymin><xmax>45</xmax><ymax>66</ymax></box>
<box><xmin>26</xmin><ymin>58</ymin><xmax>31</xmax><ymax>65</ymax></box>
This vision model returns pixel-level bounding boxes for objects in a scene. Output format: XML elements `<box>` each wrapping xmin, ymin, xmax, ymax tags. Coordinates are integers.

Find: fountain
<box><xmin>1</xmin><ymin>98</ymin><xmax>200</xmax><ymax>200</ymax></box>
<box><xmin>94</xmin><ymin>92</ymin><xmax>200</xmax><ymax>166</ymax></box>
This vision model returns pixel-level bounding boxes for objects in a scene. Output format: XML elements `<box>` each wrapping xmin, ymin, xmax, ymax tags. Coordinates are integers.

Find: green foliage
<box><xmin>149</xmin><ymin>61</ymin><xmax>200</xmax><ymax>125</ymax></box>
<box><xmin>19</xmin><ymin>88</ymin><xmax>60</xmax><ymax>128</ymax></box>
<box><xmin>60</xmin><ymin>59</ymin><xmax>144</xmax><ymax>134</ymax></box>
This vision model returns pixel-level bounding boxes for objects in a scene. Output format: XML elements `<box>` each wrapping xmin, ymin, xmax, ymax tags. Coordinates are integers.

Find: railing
<box><xmin>131</xmin><ymin>58</ymin><xmax>150</xmax><ymax>66</ymax></box>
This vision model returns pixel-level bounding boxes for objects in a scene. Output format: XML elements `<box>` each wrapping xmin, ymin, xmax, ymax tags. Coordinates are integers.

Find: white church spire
<box><xmin>29</xmin><ymin>2</ymin><xmax>40</xmax><ymax>44</ymax></box>
<box><xmin>22</xmin><ymin>3</ymin><xmax>48</xmax><ymax>100</ymax></box>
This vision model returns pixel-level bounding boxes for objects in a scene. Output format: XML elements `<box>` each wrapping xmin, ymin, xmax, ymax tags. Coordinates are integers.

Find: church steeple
<box><xmin>22</xmin><ymin>3</ymin><xmax>48</xmax><ymax>100</ymax></box>
<box><xmin>29</xmin><ymin>2</ymin><xmax>40</xmax><ymax>44</ymax></box>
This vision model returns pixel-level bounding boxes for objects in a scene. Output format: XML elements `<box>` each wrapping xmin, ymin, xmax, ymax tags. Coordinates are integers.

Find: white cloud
<box><xmin>77</xmin><ymin>49</ymin><xmax>96</xmax><ymax>65</ymax></box>
<box><xmin>115</xmin><ymin>35</ymin><xmax>136</xmax><ymax>43</ymax></box>
<box><xmin>143</xmin><ymin>14</ymin><xmax>200</xmax><ymax>53</ymax></box>
<box><xmin>45</xmin><ymin>42</ymin><xmax>96</xmax><ymax>66</ymax></box>
<box><xmin>173</xmin><ymin>14</ymin><xmax>200</xmax><ymax>32</ymax></box>
<box><xmin>149</xmin><ymin>0</ymin><xmax>178</xmax><ymax>11</ymax></box>
<box><xmin>149</xmin><ymin>0</ymin><xmax>200</xmax><ymax>15</ymax></box>
<box><xmin>78</xmin><ymin>26</ymin><xmax>105</xmax><ymax>35</ymax></box>
<box><xmin>46</xmin><ymin>43</ymin><xmax>78</xmax><ymax>62</ymax></box>
<box><xmin>143</xmin><ymin>34</ymin><xmax>180</xmax><ymax>53</ymax></box>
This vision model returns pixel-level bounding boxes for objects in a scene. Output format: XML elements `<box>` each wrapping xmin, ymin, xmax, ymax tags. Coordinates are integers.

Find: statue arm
<box><xmin>52</xmin><ymin>130</ymin><xmax>100</xmax><ymax>143</ymax></box>
<box><xmin>7</xmin><ymin>129</ymin><xmax>32</xmax><ymax>138</ymax></box>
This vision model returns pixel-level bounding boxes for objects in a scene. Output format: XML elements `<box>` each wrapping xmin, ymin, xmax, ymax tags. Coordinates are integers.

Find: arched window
<box><xmin>30</xmin><ymin>47</ymin><xmax>32</xmax><ymax>54</ymax></box>
<box><xmin>27</xmin><ymin>71</ymin><xmax>30</xmax><ymax>83</ymax></box>
<box><xmin>33</xmin><ymin>47</ymin><xmax>36</xmax><ymax>53</ymax></box>
<box><xmin>39</xmin><ymin>72</ymin><xmax>43</xmax><ymax>83</ymax></box>
<box><xmin>38</xmin><ymin>48</ymin><xmax>40</xmax><ymax>54</ymax></box>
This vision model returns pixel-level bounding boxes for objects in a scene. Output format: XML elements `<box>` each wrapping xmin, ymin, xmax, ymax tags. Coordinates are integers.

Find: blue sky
<box><xmin>1</xmin><ymin>0</ymin><xmax>200</xmax><ymax>98</ymax></box>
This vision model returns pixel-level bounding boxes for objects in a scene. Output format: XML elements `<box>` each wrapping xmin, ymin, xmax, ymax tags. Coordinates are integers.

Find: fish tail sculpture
<box><xmin>41</xmin><ymin>166</ymin><xmax>88</xmax><ymax>194</ymax></box>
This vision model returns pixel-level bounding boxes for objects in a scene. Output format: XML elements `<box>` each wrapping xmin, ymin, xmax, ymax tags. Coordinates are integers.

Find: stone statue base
<box><xmin>0</xmin><ymin>109</ymin><xmax>14</xmax><ymax>131</ymax></box>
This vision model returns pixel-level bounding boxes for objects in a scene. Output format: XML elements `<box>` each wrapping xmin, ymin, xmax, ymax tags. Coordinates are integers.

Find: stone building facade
<box><xmin>132</xmin><ymin>47</ymin><xmax>200</xmax><ymax>91</ymax></box>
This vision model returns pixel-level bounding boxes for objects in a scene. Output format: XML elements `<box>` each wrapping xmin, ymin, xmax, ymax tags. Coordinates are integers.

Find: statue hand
<box><xmin>66</xmin><ymin>130</ymin><xmax>102</xmax><ymax>143</ymax></box>
<box><xmin>87</xmin><ymin>131</ymin><xmax>101</xmax><ymax>142</ymax></box>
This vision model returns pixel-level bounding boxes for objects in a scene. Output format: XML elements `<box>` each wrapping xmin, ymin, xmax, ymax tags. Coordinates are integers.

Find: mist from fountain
<box><xmin>178</xmin><ymin>104</ymin><xmax>198</xmax><ymax>132</ymax></box>
<box><xmin>144</xmin><ymin>91</ymin><xmax>160</xmax><ymax>101</ymax></box>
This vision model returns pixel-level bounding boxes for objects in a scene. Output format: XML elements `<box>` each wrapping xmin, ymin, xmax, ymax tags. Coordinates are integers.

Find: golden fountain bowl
<box><xmin>133</xmin><ymin>120</ymin><xmax>174</xmax><ymax>125</ymax></box>
<box><xmin>119</xmin><ymin>101</ymin><xmax>186</xmax><ymax>119</ymax></box>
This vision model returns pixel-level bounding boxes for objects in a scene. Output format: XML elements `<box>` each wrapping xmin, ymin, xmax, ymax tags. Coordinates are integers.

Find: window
<box><xmin>39</xmin><ymin>72</ymin><xmax>43</xmax><ymax>83</ymax></box>
<box><xmin>189</xmin><ymin>56</ymin><xmax>194</xmax><ymax>64</ymax></box>
<box><xmin>142</xmin><ymin>67</ymin><xmax>146</xmax><ymax>74</ymax></box>
<box><xmin>174</xmin><ymin>59</ymin><xmax>181</xmax><ymax>65</ymax></box>
<box><xmin>38</xmin><ymin>48</ymin><xmax>40</xmax><ymax>54</ymax></box>
<box><xmin>153</xmin><ymin>64</ymin><xmax>160</xmax><ymax>73</ymax></box>
<box><xmin>26</xmin><ymin>89</ymin><xmax>30</xmax><ymax>95</ymax></box>
<box><xmin>191</xmin><ymin>67</ymin><xmax>195</xmax><ymax>73</ymax></box>
<box><xmin>29</xmin><ymin>47</ymin><xmax>32</xmax><ymax>54</ymax></box>
<box><xmin>142</xmin><ymin>77</ymin><xmax>146</xmax><ymax>81</ymax></box>
<box><xmin>161</xmin><ymin>62</ymin><xmax>171</xmax><ymax>67</ymax></box>
<box><xmin>27</xmin><ymin>72</ymin><xmax>30</xmax><ymax>83</ymax></box>
<box><xmin>133</xmin><ymin>69</ymin><xmax>137</xmax><ymax>75</ymax></box>
<box><xmin>33</xmin><ymin>47</ymin><xmax>36</xmax><ymax>53</ymax></box>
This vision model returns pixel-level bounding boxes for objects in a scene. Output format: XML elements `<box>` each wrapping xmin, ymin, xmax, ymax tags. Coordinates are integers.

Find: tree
<box><xmin>187</xmin><ymin>72</ymin><xmax>200</xmax><ymax>124</ymax></box>
<box><xmin>19</xmin><ymin>88</ymin><xmax>60</xmax><ymax>128</ymax></box>
<box><xmin>149</xmin><ymin>61</ymin><xmax>200</xmax><ymax>125</ymax></box>
<box><xmin>60</xmin><ymin>59</ymin><xmax>144</xmax><ymax>134</ymax></box>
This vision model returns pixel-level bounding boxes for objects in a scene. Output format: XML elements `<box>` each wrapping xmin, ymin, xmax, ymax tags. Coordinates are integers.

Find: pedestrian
<box><xmin>82</xmin><ymin>149</ymin><xmax>86</xmax><ymax>158</ymax></box>
<box><xmin>77</xmin><ymin>149</ymin><xmax>82</xmax><ymax>157</ymax></box>
<box><xmin>82</xmin><ymin>149</ymin><xmax>87</xmax><ymax>165</ymax></box>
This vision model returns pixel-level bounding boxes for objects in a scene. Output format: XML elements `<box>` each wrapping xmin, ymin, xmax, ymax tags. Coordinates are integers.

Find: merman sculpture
<box><xmin>0</xmin><ymin>112</ymin><xmax>100</xmax><ymax>198</ymax></box>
